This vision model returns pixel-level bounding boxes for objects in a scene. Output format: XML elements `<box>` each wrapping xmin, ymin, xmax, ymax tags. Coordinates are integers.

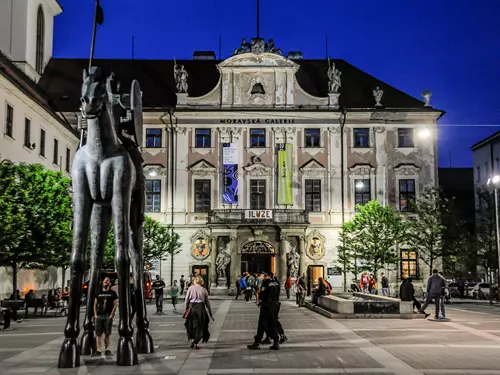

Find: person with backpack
<box><xmin>240</xmin><ymin>272</ymin><xmax>248</xmax><ymax>302</ymax></box>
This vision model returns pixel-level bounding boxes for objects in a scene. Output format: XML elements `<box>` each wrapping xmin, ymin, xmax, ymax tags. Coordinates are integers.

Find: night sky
<box><xmin>53</xmin><ymin>0</ymin><xmax>500</xmax><ymax>168</ymax></box>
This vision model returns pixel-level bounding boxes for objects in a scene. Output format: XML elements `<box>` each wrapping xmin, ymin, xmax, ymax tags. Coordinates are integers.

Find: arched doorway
<box><xmin>241</xmin><ymin>241</ymin><xmax>276</xmax><ymax>275</ymax></box>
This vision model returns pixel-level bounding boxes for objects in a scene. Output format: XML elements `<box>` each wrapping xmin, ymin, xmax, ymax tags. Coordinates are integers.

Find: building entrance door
<box><xmin>240</xmin><ymin>241</ymin><xmax>276</xmax><ymax>275</ymax></box>
<box><xmin>191</xmin><ymin>265</ymin><xmax>209</xmax><ymax>291</ymax></box>
<box><xmin>307</xmin><ymin>265</ymin><xmax>324</xmax><ymax>296</ymax></box>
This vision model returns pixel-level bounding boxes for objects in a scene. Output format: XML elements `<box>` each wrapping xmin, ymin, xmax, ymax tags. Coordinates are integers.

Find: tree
<box><xmin>337</xmin><ymin>221</ymin><xmax>361</xmax><ymax>289</ymax></box>
<box><xmin>407</xmin><ymin>187</ymin><xmax>451</xmax><ymax>274</ymax></box>
<box><xmin>0</xmin><ymin>161</ymin><xmax>72</xmax><ymax>294</ymax></box>
<box><xmin>337</xmin><ymin>200</ymin><xmax>408</xmax><ymax>280</ymax></box>
<box><xmin>473</xmin><ymin>187</ymin><xmax>498</xmax><ymax>277</ymax></box>
<box><xmin>102</xmin><ymin>216</ymin><xmax>182</xmax><ymax>270</ymax></box>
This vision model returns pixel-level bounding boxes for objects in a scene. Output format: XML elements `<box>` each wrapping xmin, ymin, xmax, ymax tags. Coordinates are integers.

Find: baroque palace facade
<box><xmin>40</xmin><ymin>38</ymin><xmax>443</xmax><ymax>293</ymax></box>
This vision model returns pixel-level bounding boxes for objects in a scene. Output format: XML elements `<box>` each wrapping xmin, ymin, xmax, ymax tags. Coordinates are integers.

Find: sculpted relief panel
<box><xmin>234</xmin><ymin>72</ymin><xmax>278</xmax><ymax>106</ymax></box>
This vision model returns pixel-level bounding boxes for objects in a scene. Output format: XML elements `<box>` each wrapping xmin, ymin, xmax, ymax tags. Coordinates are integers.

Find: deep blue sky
<box><xmin>53</xmin><ymin>0</ymin><xmax>500</xmax><ymax>167</ymax></box>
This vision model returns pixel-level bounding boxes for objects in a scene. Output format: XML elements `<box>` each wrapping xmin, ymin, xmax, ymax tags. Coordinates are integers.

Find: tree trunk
<box><xmin>62</xmin><ymin>267</ymin><xmax>67</xmax><ymax>289</ymax></box>
<box><xmin>12</xmin><ymin>262</ymin><xmax>18</xmax><ymax>297</ymax></box>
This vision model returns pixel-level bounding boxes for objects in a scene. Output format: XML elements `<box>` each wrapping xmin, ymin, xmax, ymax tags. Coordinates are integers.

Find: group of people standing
<box><xmin>359</xmin><ymin>272</ymin><xmax>390</xmax><ymax>296</ymax></box>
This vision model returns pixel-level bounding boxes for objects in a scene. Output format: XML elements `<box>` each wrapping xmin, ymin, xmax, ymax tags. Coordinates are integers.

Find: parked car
<box><xmin>465</xmin><ymin>282</ymin><xmax>478</xmax><ymax>298</ymax></box>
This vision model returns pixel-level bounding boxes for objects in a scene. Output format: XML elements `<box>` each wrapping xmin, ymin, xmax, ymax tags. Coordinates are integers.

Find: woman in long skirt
<box><xmin>184</xmin><ymin>275</ymin><xmax>213</xmax><ymax>349</ymax></box>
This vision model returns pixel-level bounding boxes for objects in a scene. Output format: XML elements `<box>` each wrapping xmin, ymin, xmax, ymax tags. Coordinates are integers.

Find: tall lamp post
<box><xmin>486</xmin><ymin>175</ymin><xmax>500</xmax><ymax>302</ymax></box>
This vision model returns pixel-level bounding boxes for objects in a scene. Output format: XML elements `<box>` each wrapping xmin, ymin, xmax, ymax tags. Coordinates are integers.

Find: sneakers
<box><xmin>279</xmin><ymin>335</ymin><xmax>288</xmax><ymax>344</ymax></box>
<box><xmin>91</xmin><ymin>351</ymin><xmax>102</xmax><ymax>357</ymax></box>
<box><xmin>247</xmin><ymin>342</ymin><xmax>260</xmax><ymax>350</ymax></box>
<box><xmin>261</xmin><ymin>338</ymin><xmax>271</xmax><ymax>345</ymax></box>
<box><xmin>105</xmin><ymin>350</ymin><xmax>112</xmax><ymax>356</ymax></box>
<box><xmin>269</xmin><ymin>342</ymin><xmax>280</xmax><ymax>350</ymax></box>
<box><xmin>1</xmin><ymin>327</ymin><xmax>13</xmax><ymax>331</ymax></box>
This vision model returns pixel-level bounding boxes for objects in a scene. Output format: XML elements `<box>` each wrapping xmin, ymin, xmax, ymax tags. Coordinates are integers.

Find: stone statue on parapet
<box><xmin>327</xmin><ymin>59</ymin><xmax>342</xmax><ymax>93</ymax></box>
<box><xmin>265</xmin><ymin>39</ymin><xmax>282</xmax><ymax>55</ymax></box>
<box><xmin>216</xmin><ymin>245</ymin><xmax>231</xmax><ymax>278</ymax></box>
<box><xmin>233</xmin><ymin>38</ymin><xmax>250</xmax><ymax>54</ymax></box>
<box><xmin>174</xmin><ymin>61</ymin><xmax>188</xmax><ymax>93</ymax></box>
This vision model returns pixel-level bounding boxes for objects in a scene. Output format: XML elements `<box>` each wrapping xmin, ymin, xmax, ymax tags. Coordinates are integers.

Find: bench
<box><xmin>25</xmin><ymin>298</ymin><xmax>44</xmax><ymax>317</ymax></box>
<box><xmin>1</xmin><ymin>300</ymin><xmax>25</xmax><ymax>313</ymax></box>
<box><xmin>41</xmin><ymin>296</ymin><xmax>67</xmax><ymax>317</ymax></box>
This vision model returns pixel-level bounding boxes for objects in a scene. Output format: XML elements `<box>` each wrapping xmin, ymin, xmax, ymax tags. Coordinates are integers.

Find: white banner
<box><xmin>245</xmin><ymin>210</ymin><xmax>273</xmax><ymax>219</ymax></box>
<box><xmin>222</xmin><ymin>143</ymin><xmax>238</xmax><ymax>164</ymax></box>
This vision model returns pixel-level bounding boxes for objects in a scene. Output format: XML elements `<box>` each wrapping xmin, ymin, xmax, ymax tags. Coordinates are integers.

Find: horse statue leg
<box><xmin>113</xmin><ymin>186</ymin><xmax>138</xmax><ymax>366</ymax></box>
<box><xmin>58</xmin><ymin>176</ymin><xmax>92</xmax><ymax>368</ymax></box>
<box><xmin>80</xmin><ymin>204</ymin><xmax>112</xmax><ymax>355</ymax></box>
<box><xmin>130</xmin><ymin>195</ymin><xmax>154</xmax><ymax>354</ymax></box>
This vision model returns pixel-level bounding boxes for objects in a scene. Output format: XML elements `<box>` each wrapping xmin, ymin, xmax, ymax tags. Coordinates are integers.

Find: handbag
<box><xmin>183</xmin><ymin>306</ymin><xmax>191</xmax><ymax>319</ymax></box>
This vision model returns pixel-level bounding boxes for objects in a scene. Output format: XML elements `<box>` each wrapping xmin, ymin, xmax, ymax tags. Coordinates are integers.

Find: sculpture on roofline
<box><xmin>373</xmin><ymin>86</ymin><xmax>384</xmax><ymax>107</ymax></box>
<box><xmin>174</xmin><ymin>61</ymin><xmax>188</xmax><ymax>93</ymax></box>
<box><xmin>327</xmin><ymin>58</ymin><xmax>342</xmax><ymax>93</ymax></box>
<box><xmin>422</xmin><ymin>89</ymin><xmax>432</xmax><ymax>107</ymax></box>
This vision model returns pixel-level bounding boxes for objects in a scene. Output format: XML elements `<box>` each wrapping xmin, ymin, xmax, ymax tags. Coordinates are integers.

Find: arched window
<box><xmin>35</xmin><ymin>5</ymin><xmax>45</xmax><ymax>74</ymax></box>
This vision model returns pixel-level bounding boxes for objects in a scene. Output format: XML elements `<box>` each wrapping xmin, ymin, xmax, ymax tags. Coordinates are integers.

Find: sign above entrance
<box><xmin>245</xmin><ymin>209</ymin><xmax>273</xmax><ymax>219</ymax></box>
<box><xmin>219</xmin><ymin>119</ymin><xmax>295</xmax><ymax>125</ymax></box>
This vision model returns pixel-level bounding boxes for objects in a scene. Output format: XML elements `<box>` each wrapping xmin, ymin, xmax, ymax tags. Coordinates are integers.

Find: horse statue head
<box><xmin>80</xmin><ymin>67</ymin><xmax>107</xmax><ymax>120</ymax></box>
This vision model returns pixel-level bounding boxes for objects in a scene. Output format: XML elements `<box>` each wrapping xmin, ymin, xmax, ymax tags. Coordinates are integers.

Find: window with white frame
<box><xmin>195</xmin><ymin>129</ymin><xmax>211</xmax><ymax>148</ymax></box>
<box><xmin>250</xmin><ymin>179</ymin><xmax>266</xmax><ymax>209</ymax></box>
<box><xmin>250</xmin><ymin>129</ymin><xmax>266</xmax><ymax>147</ymax></box>
<box><xmin>146</xmin><ymin>180</ymin><xmax>161</xmax><ymax>212</ymax></box>
<box><xmin>399</xmin><ymin>179</ymin><xmax>416</xmax><ymax>212</ymax></box>
<box><xmin>354</xmin><ymin>179</ymin><xmax>370</xmax><ymax>209</ymax></box>
<box><xmin>398</xmin><ymin>128</ymin><xmax>414</xmax><ymax>147</ymax></box>
<box><xmin>194</xmin><ymin>179</ymin><xmax>211</xmax><ymax>212</ymax></box>
<box><xmin>305</xmin><ymin>179</ymin><xmax>321</xmax><ymax>212</ymax></box>
<box><xmin>353</xmin><ymin>128</ymin><xmax>370</xmax><ymax>147</ymax></box>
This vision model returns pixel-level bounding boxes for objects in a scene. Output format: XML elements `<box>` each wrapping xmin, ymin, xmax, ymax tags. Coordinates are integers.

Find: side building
<box><xmin>0</xmin><ymin>0</ymin><xmax>79</xmax><ymax>297</ymax></box>
<box><xmin>40</xmin><ymin>39</ymin><xmax>443</xmax><ymax>293</ymax></box>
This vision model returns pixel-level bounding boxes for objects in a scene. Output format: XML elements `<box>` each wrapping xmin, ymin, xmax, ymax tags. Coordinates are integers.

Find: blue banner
<box><xmin>222</xmin><ymin>143</ymin><xmax>238</xmax><ymax>204</ymax></box>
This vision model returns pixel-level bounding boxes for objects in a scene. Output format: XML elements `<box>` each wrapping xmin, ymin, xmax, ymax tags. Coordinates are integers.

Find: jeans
<box><xmin>440</xmin><ymin>296</ymin><xmax>446</xmax><ymax>318</ymax></box>
<box><xmin>285</xmin><ymin>289</ymin><xmax>290</xmax><ymax>299</ymax></box>
<box><xmin>420</xmin><ymin>294</ymin><xmax>440</xmax><ymax>318</ymax></box>
<box><xmin>155</xmin><ymin>292</ymin><xmax>163</xmax><ymax>312</ymax></box>
<box><xmin>381</xmin><ymin>288</ymin><xmax>389</xmax><ymax>296</ymax></box>
<box><xmin>245</xmin><ymin>289</ymin><xmax>252</xmax><ymax>302</ymax></box>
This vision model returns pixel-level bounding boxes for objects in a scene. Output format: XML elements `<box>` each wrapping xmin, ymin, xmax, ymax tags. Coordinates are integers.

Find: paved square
<box><xmin>1</xmin><ymin>299</ymin><xmax>500</xmax><ymax>374</ymax></box>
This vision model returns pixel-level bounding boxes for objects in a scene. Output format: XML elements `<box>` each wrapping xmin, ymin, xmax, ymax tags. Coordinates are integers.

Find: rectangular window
<box><xmin>40</xmin><ymin>129</ymin><xmax>45</xmax><ymax>156</ymax></box>
<box><xmin>353</xmin><ymin>128</ymin><xmax>370</xmax><ymax>147</ymax></box>
<box><xmin>401</xmin><ymin>250</ymin><xmax>419</xmax><ymax>279</ymax></box>
<box><xmin>146</xmin><ymin>180</ymin><xmax>161</xmax><ymax>212</ymax></box>
<box><xmin>145</xmin><ymin>128</ymin><xmax>162</xmax><ymax>148</ymax></box>
<box><xmin>195</xmin><ymin>129</ymin><xmax>211</xmax><ymax>148</ymax></box>
<box><xmin>194</xmin><ymin>179</ymin><xmax>211</xmax><ymax>212</ymax></box>
<box><xmin>53</xmin><ymin>138</ymin><xmax>59</xmax><ymax>165</ymax></box>
<box><xmin>304</xmin><ymin>128</ymin><xmax>321</xmax><ymax>147</ymax></box>
<box><xmin>250</xmin><ymin>179</ymin><xmax>266</xmax><ymax>209</ymax></box>
<box><xmin>305</xmin><ymin>179</ymin><xmax>321</xmax><ymax>212</ymax></box>
<box><xmin>24</xmin><ymin>118</ymin><xmax>31</xmax><ymax>147</ymax></box>
<box><xmin>65</xmin><ymin>148</ymin><xmax>71</xmax><ymax>172</ymax></box>
<box><xmin>354</xmin><ymin>179</ymin><xmax>370</xmax><ymax>209</ymax></box>
<box><xmin>399</xmin><ymin>179</ymin><xmax>416</xmax><ymax>212</ymax></box>
<box><xmin>5</xmin><ymin>104</ymin><xmax>13</xmax><ymax>137</ymax></box>
<box><xmin>398</xmin><ymin>128</ymin><xmax>414</xmax><ymax>148</ymax></box>
<box><xmin>250</xmin><ymin>129</ymin><xmax>266</xmax><ymax>147</ymax></box>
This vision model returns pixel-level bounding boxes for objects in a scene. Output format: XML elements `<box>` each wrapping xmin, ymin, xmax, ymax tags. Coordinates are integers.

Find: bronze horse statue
<box><xmin>58</xmin><ymin>66</ymin><xmax>153</xmax><ymax>367</ymax></box>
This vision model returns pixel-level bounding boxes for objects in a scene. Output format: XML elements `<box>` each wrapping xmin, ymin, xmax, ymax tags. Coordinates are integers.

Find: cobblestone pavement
<box><xmin>1</xmin><ymin>299</ymin><xmax>500</xmax><ymax>374</ymax></box>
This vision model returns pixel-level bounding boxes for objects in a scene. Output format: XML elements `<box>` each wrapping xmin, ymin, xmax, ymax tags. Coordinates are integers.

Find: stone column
<box><xmin>210</xmin><ymin>236</ymin><xmax>218</xmax><ymax>288</ymax></box>
<box><xmin>229</xmin><ymin>233</ymin><xmax>238</xmax><ymax>293</ymax></box>
<box><xmin>299</xmin><ymin>235</ymin><xmax>306</xmax><ymax>277</ymax></box>
<box><xmin>280</xmin><ymin>234</ymin><xmax>288</xmax><ymax>285</ymax></box>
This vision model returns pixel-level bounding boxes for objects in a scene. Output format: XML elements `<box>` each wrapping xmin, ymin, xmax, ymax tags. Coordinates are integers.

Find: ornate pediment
<box><xmin>394</xmin><ymin>163</ymin><xmax>420</xmax><ymax>177</ymax></box>
<box><xmin>188</xmin><ymin>159</ymin><xmax>217</xmax><ymax>177</ymax></box>
<box><xmin>300</xmin><ymin>159</ymin><xmax>326</xmax><ymax>177</ymax></box>
<box><xmin>218</xmin><ymin>52</ymin><xmax>299</xmax><ymax>69</ymax></box>
<box><xmin>144</xmin><ymin>164</ymin><xmax>167</xmax><ymax>177</ymax></box>
<box><xmin>244</xmin><ymin>162</ymin><xmax>272</xmax><ymax>178</ymax></box>
<box><xmin>349</xmin><ymin>163</ymin><xmax>375</xmax><ymax>176</ymax></box>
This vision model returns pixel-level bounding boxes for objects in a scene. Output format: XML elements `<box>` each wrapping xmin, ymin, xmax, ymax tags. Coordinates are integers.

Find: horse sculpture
<box><xmin>58</xmin><ymin>67</ymin><xmax>153</xmax><ymax>367</ymax></box>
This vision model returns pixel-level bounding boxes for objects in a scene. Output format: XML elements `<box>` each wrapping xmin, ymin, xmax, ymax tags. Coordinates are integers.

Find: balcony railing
<box><xmin>207</xmin><ymin>209</ymin><xmax>309</xmax><ymax>225</ymax></box>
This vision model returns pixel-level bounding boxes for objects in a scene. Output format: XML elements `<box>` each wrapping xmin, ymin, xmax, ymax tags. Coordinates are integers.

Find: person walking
<box><xmin>240</xmin><ymin>273</ymin><xmax>248</xmax><ymax>302</ymax></box>
<box><xmin>180</xmin><ymin>275</ymin><xmax>186</xmax><ymax>295</ymax></box>
<box><xmin>255</xmin><ymin>272</ymin><xmax>264</xmax><ymax>304</ymax></box>
<box><xmin>246</xmin><ymin>273</ymin><xmax>256</xmax><ymax>302</ymax></box>
<box><xmin>297</xmin><ymin>274</ymin><xmax>307</xmax><ymax>307</ymax></box>
<box><xmin>438</xmin><ymin>272</ymin><xmax>447</xmax><ymax>319</ymax></box>
<box><xmin>92</xmin><ymin>277</ymin><xmax>118</xmax><ymax>357</ymax></box>
<box><xmin>235</xmin><ymin>274</ymin><xmax>242</xmax><ymax>299</ymax></box>
<box><xmin>418</xmin><ymin>269</ymin><xmax>445</xmax><ymax>319</ymax></box>
<box><xmin>152</xmin><ymin>275</ymin><xmax>166</xmax><ymax>314</ymax></box>
<box><xmin>381</xmin><ymin>273</ymin><xmax>389</xmax><ymax>296</ymax></box>
<box><xmin>247</xmin><ymin>273</ymin><xmax>281</xmax><ymax>350</ymax></box>
<box><xmin>184</xmin><ymin>275</ymin><xmax>213</xmax><ymax>349</ymax></box>
<box><xmin>171</xmin><ymin>280</ymin><xmax>180</xmax><ymax>313</ymax></box>
<box><xmin>285</xmin><ymin>275</ymin><xmax>292</xmax><ymax>299</ymax></box>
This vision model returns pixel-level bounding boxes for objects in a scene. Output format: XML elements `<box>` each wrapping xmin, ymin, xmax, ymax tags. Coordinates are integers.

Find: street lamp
<box><xmin>418</xmin><ymin>127</ymin><xmax>431</xmax><ymax>139</ymax></box>
<box><xmin>356</xmin><ymin>181</ymin><xmax>364</xmax><ymax>189</ymax></box>
<box><xmin>148</xmin><ymin>169</ymin><xmax>157</xmax><ymax>177</ymax></box>
<box><xmin>486</xmin><ymin>175</ymin><xmax>500</xmax><ymax>301</ymax></box>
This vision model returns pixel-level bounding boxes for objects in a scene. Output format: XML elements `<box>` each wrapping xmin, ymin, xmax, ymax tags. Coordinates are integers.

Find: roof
<box><xmin>39</xmin><ymin>56</ymin><xmax>443</xmax><ymax>114</ymax></box>
<box><xmin>0</xmin><ymin>51</ymin><xmax>78</xmax><ymax>138</ymax></box>
<box><xmin>470</xmin><ymin>131</ymin><xmax>500</xmax><ymax>151</ymax></box>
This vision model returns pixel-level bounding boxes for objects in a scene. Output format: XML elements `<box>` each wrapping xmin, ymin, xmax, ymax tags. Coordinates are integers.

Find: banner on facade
<box><xmin>277</xmin><ymin>143</ymin><xmax>293</xmax><ymax>205</ymax></box>
<box><xmin>222</xmin><ymin>143</ymin><xmax>238</xmax><ymax>204</ymax></box>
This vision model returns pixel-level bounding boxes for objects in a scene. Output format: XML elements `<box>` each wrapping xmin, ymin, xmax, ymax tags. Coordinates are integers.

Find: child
<box><xmin>171</xmin><ymin>280</ymin><xmax>179</xmax><ymax>313</ymax></box>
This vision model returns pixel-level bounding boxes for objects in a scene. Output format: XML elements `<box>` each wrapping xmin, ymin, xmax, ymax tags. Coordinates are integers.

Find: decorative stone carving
<box><xmin>373</xmin><ymin>126</ymin><xmax>386</xmax><ymax>133</ymax></box>
<box><xmin>176</xmin><ymin>127</ymin><xmax>187</xmax><ymax>134</ymax></box>
<box><xmin>370</xmin><ymin>112</ymin><xmax>407</xmax><ymax>122</ymax></box>
<box><xmin>174</xmin><ymin>63</ymin><xmax>188</xmax><ymax>93</ymax></box>
<box><xmin>422</xmin><ymin>90</ymin><xmax>432</xmax><ymax>107</ymax></box>
<box><xmin>242</xmin><ymin>240</ymin><xmax>275</xmax><ymax>254</ymax></box>
<box><xmin>230</xmin><ymin>233</ymin><xmax>238</xmax><ymax>242</ymax></box>
<box><xmin>306</xmin><ymin>230</ymin><xmax>326</xmax><ymax>260</ymax></box>
<box><xmin>327</xmin><ymin>60</ymin><xmax>342</xmax><ymax>94</ymax></box>
<box><xmin>373</xmin><ymin>86</ymin><xmax>384</xmax><ymax>107</ymax></box>
<box><xmin>230</xmin><ymin>127</ymin><xmax>242</xmax><ymax>136</ymax></box>
<box><xmin>300</xmin><ymin>159</ymin><xmax>326</xmax><ymax>178</ymax></box>
<box><xmin>328</xmin><ymin>93</ymin><xmax>340</xmax><ymax>109</ymax></box>
<box><xmin>394</xmin><ymin>164</ymin><xmax>420</xmax><ymax>177</ymax></box>
<box><xmin>190</xmin><ymin>230</ymin><xmax>211</xmax><ymax>260</ymax></box>
<box><xmin>265</xmin><ymin>39</ymin><xmax>282</xmax><ymax>55</ymax></box>
<box><xmin>287</xmin><ymin>244</ymin><xmax>300</xmax><ymax>277</ymax></box>
<box><xmin>280</xmin><ymin>234</ymin><xmax>288</xmax><ymax>242</ymax></box>
<box><xmin>251</xmin><ymin>38</ymin><xmax>265</xmax><ymax>54</ymax></box>
<box><xmin>143</xmin><ymin>165</ymin><xmax>167</xmax><ymax>177</ymax></box>
<box><xmin>328</xmin><ymin>126</ymin><xmax>341</xmax><ymax>134</ymax></box>
<box><xmin>189</xmin><ymin>160</ymin><xmax>216</xmax><ymax>177</ymax></box>
<box><xmin>216</xmin><ymin>243</ymin><xmax>231</xmax><ymax>278</ymax></box>
<box><xmin>244</xmin><ymin>157</ymin><xmax>272</xmax><ymax>178</ymax></box>
<box><xmin>349</xmin><ymin>164</ymin><xmax>375</xmax><ymax>176</ymax></box>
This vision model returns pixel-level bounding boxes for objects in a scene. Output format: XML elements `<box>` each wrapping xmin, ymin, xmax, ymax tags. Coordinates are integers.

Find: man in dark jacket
<box><xmin>247</xmin><ymin>273</ymin><xmax>280</xmax><ymax>350</ymax></box>
<box><xmin>418</xmin><ymin>269</ymin><xmax>445</xmax><ymax>319</ymax></box>
<box><xmin>400</xmin><ymin>278</ymin><xmax>421</xmax><ymax>312</ymax></box>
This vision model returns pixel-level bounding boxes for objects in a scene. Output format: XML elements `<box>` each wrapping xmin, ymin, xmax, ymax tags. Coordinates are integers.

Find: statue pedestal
<box><xmin>328</xmin><ymin>93</ymin><xmax>340</xmax><ymax>109</ymax></box>
<box><xmin>176</xmin><ymin>93</ymin><xmax>188</xmax><ymax>105</ymax></box>
<box><xmin>217</xmin><ymin>276</ymin><xmax>227</xmax><ymax>288</ymax></box>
